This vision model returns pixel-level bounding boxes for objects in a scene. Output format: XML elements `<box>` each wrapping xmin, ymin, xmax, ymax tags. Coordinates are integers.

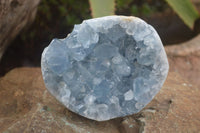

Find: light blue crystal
<box><xmin>41</xmin><ymin>16</ymin><xmax>169</xmax><ymax>121</ymax></box>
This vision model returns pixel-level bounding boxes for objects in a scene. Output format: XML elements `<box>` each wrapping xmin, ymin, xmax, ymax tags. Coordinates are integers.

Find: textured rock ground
<box><xmin>166</xmin><ymin>34</ymin><xmax>200</xmax><ymax>88</ymax></box>
<box><xmin>0</xmin><ymin>0</ymin><xmax>40</xmax><ymax>60</ymax></box>
<box><xmin>0</xmin><ymin>67</ymin><xmax>200</xmax><ymax>133</ymax></box>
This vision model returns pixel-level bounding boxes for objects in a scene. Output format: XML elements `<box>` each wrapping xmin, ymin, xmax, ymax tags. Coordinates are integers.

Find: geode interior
<box><xmin>41</xmin><ymin>16</ymin><xmax>169</xmax><ymax>121</ymax></box>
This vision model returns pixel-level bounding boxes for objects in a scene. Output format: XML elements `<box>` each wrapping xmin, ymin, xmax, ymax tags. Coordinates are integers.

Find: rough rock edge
<box><xmin>165</xmin><ymin>34</ymin><xmax>200</xmax><ymax>56</ymax></box>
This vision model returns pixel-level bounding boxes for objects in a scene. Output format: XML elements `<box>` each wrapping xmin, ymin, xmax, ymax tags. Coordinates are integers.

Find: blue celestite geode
<box><xmin>41</xmin><ymin>16</ymin><xmax>169</xmax><ymax>121</ymax></box>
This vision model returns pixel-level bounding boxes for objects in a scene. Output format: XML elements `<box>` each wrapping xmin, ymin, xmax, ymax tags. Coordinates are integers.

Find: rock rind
<box><xmin>41</xmin><ymin>16</ymin><xmax>169</xmax><ymax>121</ymax></box>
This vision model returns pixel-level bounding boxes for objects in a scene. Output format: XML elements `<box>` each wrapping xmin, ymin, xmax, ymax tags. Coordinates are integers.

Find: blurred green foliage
<box><xmin>131</xmin><ymin>4</ymin><xmax>155</xmax><ymax>16</ymax></box>
<box><xmin>165</xmin><ymin>0</ymin><xmax>199</xmax><ymax>29</ymax></box>
<box><xmin>18</xmin><ymin>0</ymin><xmax>200</xmax><ymax>46</ymax></box>
<box><xmin>89</xmin><ymin>0</ymin><xmax>199</xmax><ymax>29</ymax></box>
<box><xmin>116</xmin><ymin>0</ymin><xmax>167</xmax><ymax>16</ymax></box>
<box><xmin>89</xmin><ymin>0</ymin><xmax>115</xmax><ymax>18</ymax></box>
<box><xmin>20</xmin><ymin>0</ymin><xmax>168</xmax><ymax>44</ymax></box>
<box><xmin>21</xmin><ymin>0</ymin><xmax>90</xmax><ymax>43</ymax></box>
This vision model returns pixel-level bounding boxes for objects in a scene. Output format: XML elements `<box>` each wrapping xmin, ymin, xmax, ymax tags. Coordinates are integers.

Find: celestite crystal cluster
<box><xmin>41</xmin><ymin>16</ymin><xmax>169</xmax><ymax>121</ymax></box>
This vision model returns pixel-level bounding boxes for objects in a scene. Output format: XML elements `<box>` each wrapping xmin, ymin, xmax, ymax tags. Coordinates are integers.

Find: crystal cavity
<box><xmin>41</xmin><ymin>16</ymin><xmax>169</xmax><ymax>121</ymax></box>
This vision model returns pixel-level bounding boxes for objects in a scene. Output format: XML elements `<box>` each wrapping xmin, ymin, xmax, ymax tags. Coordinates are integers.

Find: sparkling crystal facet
<box><xmin>41</xmin><ymin>16</ymin><xmax>169</xmax><ymax>121</ymax></box>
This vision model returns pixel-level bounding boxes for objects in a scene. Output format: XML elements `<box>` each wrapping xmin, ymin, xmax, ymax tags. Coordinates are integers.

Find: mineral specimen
<box><xmin>41</xmin><ymin>16</ymin><xmax>169</xmax><ymax>121</ymax></box>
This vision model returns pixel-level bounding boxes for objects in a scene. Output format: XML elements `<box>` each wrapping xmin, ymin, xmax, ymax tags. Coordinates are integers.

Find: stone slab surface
<box><xmin>0</xmin><ymin>67</ymin><xmax>200</xmax><ymax>133</ymax></box>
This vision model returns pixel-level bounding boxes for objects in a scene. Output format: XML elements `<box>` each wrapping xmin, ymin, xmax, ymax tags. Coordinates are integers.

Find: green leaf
<box><xmin>89</xmin><ymin>0</ymin><xmax>115</xmax><ymax>18</ymax></box>
<box><xmin>165</xmin><ymin>0</ymin><xmax>199</xmax><ymax>29</ymax></box>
